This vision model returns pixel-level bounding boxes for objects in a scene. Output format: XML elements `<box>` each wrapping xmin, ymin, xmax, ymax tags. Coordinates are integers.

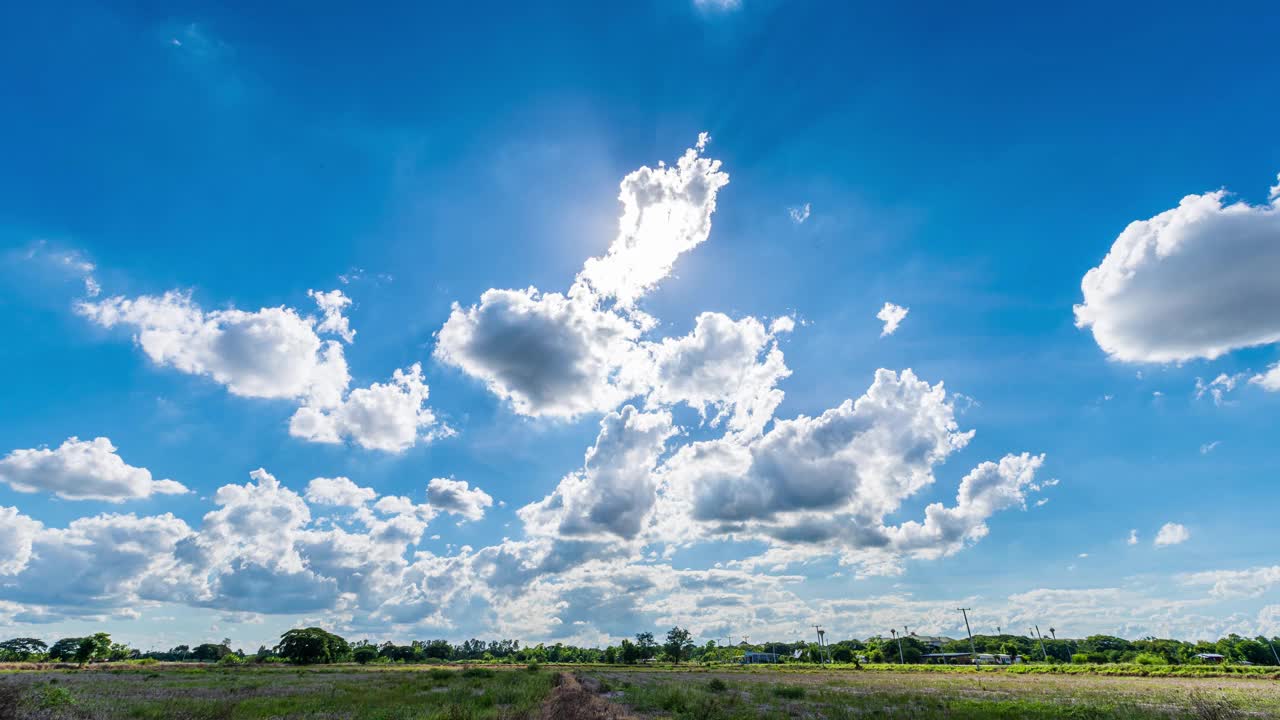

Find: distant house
<box><xmin>741</xmin><ymin>652</ymin><xmax>782</xmax><ymax>664</ymax></box>
<box><xmin>921</xmin><ymin>652</ymin><xmax>973</xmax><ymax>665</ymax></box>
<box><xmin>1194</xmin><ymin>653</ymin><xmax>1226</xmax><ymax>664</ymax></box>
<box><xmin>911</xmin><ymin>635</ymin><xmax>955</xmax><ymax>650</ymax></box>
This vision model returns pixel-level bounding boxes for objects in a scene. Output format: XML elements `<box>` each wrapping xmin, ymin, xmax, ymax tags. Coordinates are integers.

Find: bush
<box><xmin>526</xmin><ymin>662</ymin><xmax>541</xmax><ymax>673</ymax></box>
<box><xmin>427</xmin><ymin>668</ymin><xmax>453</xmax><ymax>681</ymax></box>
<box><xmin>772</xmin><ymin>685</ymin><xmax>805</xmax><ymax>699</ymax></box>
<box><xmin>707</xmin><ymin>678</ymin><xmax>728</xmax><ymax>692</ymax></box>
<box><xmin>1135</xmin><ymin>652</ymin><xmax>1169</xmax><ymax>666</ymax></box>
<box><xmin>217</xmin><ymin>654</ymin><xmax>243</xmax><ymax>666</ymax></box>
<box><xmin>461</xmin><ymin>667</ymin><xmax>495</xmax><ymax>679</ymax></box>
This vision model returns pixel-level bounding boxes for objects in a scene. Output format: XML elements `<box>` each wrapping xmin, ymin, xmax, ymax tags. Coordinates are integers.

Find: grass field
<box><xmin>2</xmin><ymin>663</ymin><xmax>1279</xmax><ymax>719</ymax></box>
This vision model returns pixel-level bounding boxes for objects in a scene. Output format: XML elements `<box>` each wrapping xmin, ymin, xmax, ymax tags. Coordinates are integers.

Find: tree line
<box><xmin>3</xmin><ymin>628</ymin><xmax>1277</xmax><ymax>666</ymax></box>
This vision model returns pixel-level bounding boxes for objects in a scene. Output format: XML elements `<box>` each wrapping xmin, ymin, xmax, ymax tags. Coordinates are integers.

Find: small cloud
<box><xmin>788</xmin><ymin>203</ymin><xmax>811</xmax><ymax>224</ymax></box>
<box><xmin>694</xmin><ymin>0</ymin><xmax>742</xmax><ymax>10</ymax></box>
<box><xmin>1078</xmin><ymin>553</ymin><xmax>1089</xmax><ymax>558</ymax></box>
<box><xmin>1199</xmin><ymin>441</ymin><xmax>1221</xmax><ymax>455</ymax></box>
<box><xmin>876</xmin><ymin>302</ymin><xmax>909</xmax><ymax>337</ymax></box>
<box><xmin>1195</xmin><ymin>373</ymin><xmax>1246</xmax><ymax>406</ymax></box>
<box><xmin>1035</xmin><ymin>498</ymin><xmax>1050</xmax><ymax>507</ymax></box>
<box><xmin>1154</xmin><ymin>522</ymin><xmax>1190</xmax><ymax>548</ymax></box>
<box><xmin>1152</xmin><ymin>390</ymin><xmax>1163</xmax><ymax>398</ymax></box>
<box><xmin>1127</xmin><ymin>529</ymin><xmax>1138</xmax><ymax>545</ymax></box>
<box><xmin>770</xmin><ymin>316</ymin><xmax>796</xmax><ymax>334</ymax></box>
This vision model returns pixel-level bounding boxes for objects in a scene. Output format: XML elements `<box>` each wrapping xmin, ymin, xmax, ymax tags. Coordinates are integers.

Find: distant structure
<box><xmin>1193</xmin><ymin>653</ymin><xmax>1226</xmax><ymax>664</ymax></box>
<box><xmin>741</xmin><ymin>651</ymin><xmax>782</xmax><ymax>664</ymax></box>
<box><xmin>911</xmin><ymin>635</ymin><xmax>954</xmax><ymax>650</ymax></box>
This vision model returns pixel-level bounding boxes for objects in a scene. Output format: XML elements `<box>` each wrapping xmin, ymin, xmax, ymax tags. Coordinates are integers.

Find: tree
<box><xmin>275</xmin><ymin>628</ymin><xmax>351</xmax><ymax>665</ymax></box>
<box><xmin>193</xmin><ymin>643</ymin><xmax>232</xmax><ymax>661</ymax></box>
<box><xmin>0</xmin><ymin>638</ymin><xmax>47</xmax><ymax>661</ymax></box>
<box><xmin>74</xmin><ymin>633</ymin><xmax>111</xmax><ymax>665</ymax></box>
<box><xmin>353</xmin><ymin>645</ymin><xmax>380</xmax><ymax>664</ymax></box>
<box><xmin>635</xmin><ymin>632</ymin><xmax>658</xmax><ymax>661</ymax></box>
<box><xmin>49</xmin><ymin>637</ymin><xmax>84</xmax><ymax>661</ymax></box>
<box><xmin>663</xmin><ymin>627</ymin><xmax>694</xmax><ymax>664</ymax></box>
<box><xmin>619</xmin><ymin>639</ymin><xmax>640</xmax><ymax>664</ymax></box>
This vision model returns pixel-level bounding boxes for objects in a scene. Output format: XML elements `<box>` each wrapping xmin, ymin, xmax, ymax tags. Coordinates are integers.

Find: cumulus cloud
<box><xmin>574</xmin><ymin>136</ymin><xmax>730</xmax><ymax>306</ymax></box>
<box><xmin>436</xmin><ymin>137</ymin><xmax>730</xmax><ymax>419</ymax></box>
<box><xmin>877</xmin><ymin>302</ymin><xmax>909</xmax><ymax>337</ymax></box>
<box><xmin>0</xmin><ymin>507</ymin><xmax>41</xmax><ymax>575</ymax></box>
<box><xmin>426</xmin><ymin>478</ymin><xmax>493</xmax><ymax>521</ymax></box>
<box><xmin>81</xmin><ymin>289</ymin><xmax>446</xmax><ymax>452</ymax></box>
<box><xmin>304</xmin><ymin>476</ymin><xmax>376</xmax><ymax>508</ymax></box>
<box><xmin>1075</xmin><ymin>175</ymin><xmax>1280</xmax><ymax>364</ymax></box>
<box><xmin>289</xmin><ymin>363</ymin><xmax>449</xmax><ymax>452</ymax></box>
<box><xmin>788</xmin><ymin>203</ymin><xmax>811</xmax><ymax>224</ymax></box>
<box><xmin>520</xmin><ymin>406</ymin><xmax>675</xmax><ymax>540</ymax></box>
<box><xmin>78</xmin><ymin>290</ymin><xmax>351</xmax><ymax>407</ymax></box>
<box><xmin>0</xmin><ymin>437</ymin><xmax>188</xmax><ymax>502</ymax></box>
<box><xmin>435</xmin><ymin>288</ymin><xmax>649</xmax><ymax>418</ymax></box>
<box><xmin>1154</xmin><ymin>522</ymin><xmax>1191</xmax><ymax>547</ymax></box>
<box><xmin>1128</xmin><ymin>529</ymin><xmax>1139</xmax><ymax>545</ymax></box>
<box><xmin>1180</xmin><ymin>565</ymin><xmax>1280</xmax><ymax>599</ymax></box>
<box><xmin>646</xmin><ymin>312</ymin><xmax>790</xmax><ymax>439</ymax></box>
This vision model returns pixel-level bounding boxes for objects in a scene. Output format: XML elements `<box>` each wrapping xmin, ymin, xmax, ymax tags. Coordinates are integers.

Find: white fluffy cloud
<box><xmin>436</xmin><ymin>137</ymin><xmax>731</xmax><ymax>419</ymax></box>
<box><xmin>877</xmin><ymin>302</ymin><xmax>909</xmax><ymax>337</ymax></box>
<box><xmin>1075</xmin><ymin>175</ymin><xmax>1280</xmax><ymax>364</ymax></box>
<box><xmin>81</xmin><ymin>289</ymin><xmax>447</xmax><ymax>452</ymax></box>
<box><xmin>435</xmin><ymin>288</ymin><xmax>649</xmax><ymax>417</ymax></box>
<box><xmin>0</xmin><ymin>507</ymin><xmax>41</xmax><ymax>576</ymax></box>
<box><xmin>1154</xmin><ymin>522</ymin><xmax>1191</xmax><ymax>547</ymax></box>
<box><xmin>647</xmin><ymin>312</ymin><xmax>789</xmax><ymax>439</ymax></box>
<box><xmin>520</xmin><ymin>406</ymin><xmax>675</xmax><ymax>540</ymax></box>
<box><xmin>304</xmin><ymin>476</ymin><xmax>377</xmax><ymax>508</ymax></box>
<box><xmin>426</xmin><ymin>478</ymin><xmax>493</xmax><ymax>521</ymax></box>
<box><xmin>78</xmin><ymin>290</ymin><xmax>352</xmax><ymax>407</ymax></box>
<box><xmin>1180</xmin><ymin>565</ymin><xmax>1280</xmax><ymax>599</ymax></box>
<box><xmin>574</xmin><ymin>135</ymin><xmax>730</xmax><ymax>306</ymax></box>
<box><xmin>289</xmin><ymin>363</ymin><xmax>449</xmax><ymax>452</ymax></box>
<box><xmin>0</xmin><ymin>437</ymin><xmax>189</xmax><ymax>502</ymax></box>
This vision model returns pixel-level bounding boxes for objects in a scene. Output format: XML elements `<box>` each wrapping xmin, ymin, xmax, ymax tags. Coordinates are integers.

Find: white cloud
<box><xmin>426</xmin><ymin>478</ymin><xmax>493</xmax><ymax>522</ymax></box>
<box><xmin>1075</xmin><ymin>174</ymin><xmax>1280</xmax><ymax>364</ymax></box>
<box><xmin>574</xmin><ymin>138</ymin><xmax>729</xmax><ymax>306</ymax></box>
<box><xmin>0</xmin><ymin>507</ymin><xmax>41</xmax><ymax>575</ymax></box>
<box><xmin>520</xmin><ymin>406</ymin><xmax>675</xmax><ymax>541</ymax></box>
<box><xmin>304</xmin><ymin>477</ymin><xmax>376</xmax><ymax>508</ymax></box>
<box><xmin>1199</xmin><ymin>441</ymin><xmax>1220</xmax><ymax>455</ymax></box>
<box><xmin>82</xmin><ymin>289</ymin><xmax>446</xmax><ymax>452</ymax></box>
<box><xmin>436</xmin><ymin>137</ymin><xmax>730</xmax><ymax>419</ymax></box>
<box><xmin>1154</xmin><ymin>522</ymin><xmax>1191</xmax><ymax>547</ymax></box>
<box><xmin>788</xmin><ymin>203</ymin><xmax>811</xmax><ymax>224</ymax></box>
<box><xmin>308</xmin><ymin>289</ymin><xmax>355</xmax><ymax>343</ymax></box>
<box><xmin>79</xmin><ymin>290</ymin><xmax>352</xmax><ymax>407</ymax></box>
<box><xmin>1128</xmin><ymin>529</ymin><xmax>1139</xmax><ymax>545</ymax></box>
<box><xmin>289</xmin><ymin>363</ymin><xmax>449</xmax><ymax>453</ymax></box>
<box><xmin>646</xmin><ymin>312</ymin><xmax>790</xmax><ymax>439</ymax></box>
<box><xmin>435</xmin><ymin>288</ymin><xmax>649</xmax><ymax>418</ymax></box>
<box><xmin>1194</xmin><ymin>373</ymin><xmax>1246</xmax><ymax>406</ymax></box>
<box><xmin>1180</xmin><ymin>565</ymin><xmax>1280</xmax><ymax>599</ymax></box>
<box><xmin>694</xmin><ymin>0</ymin><xmax>742</xmax><ymax>10</ymax></box>
<box><xmin>876</xmin><ymin>302</ymin><xmax>909</xmax><ymax>337</ymax></box>
<box><xmin>0</xmin><ymin>437</ymin><xmax>189</xmax><ymax>502</ymax></box>
<box><xmin>1251</xmin><ymin>363</ymin><xmax>1280</xmax><ymax>391</ymax></box>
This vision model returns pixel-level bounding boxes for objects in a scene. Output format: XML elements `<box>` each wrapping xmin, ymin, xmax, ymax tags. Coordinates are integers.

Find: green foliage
<box><xmin>772</xmin><ymin>684</ymin><xmax>805</xmax><ymax>699</ymax></box>
<box><xmin>707</xmin><ymin>677</ymin><xmax>727</xmax><ymax>692</ymax></box>
<box><xmin>73</xmin><ymin>633</ymin><xmax>112</xmax><ymax>665</ymax></box>
<box><xmin>663</xmin><ymin>626</ymin><xmax>695</xmax><ymax>664</ymax></box>
<box><xmin>352</xmin><ymin>645</ymin><xmax>379</xmax><ymax>664</ymax></box>
<box><xmin>274</xmin><ymin>627</ymin><xmax>351</xmax><ymax>665</ymax></box>
<box><xmin>0</xmin><ymin>637</ymin><xmax>48</xmax><ymax>661</ymax></box>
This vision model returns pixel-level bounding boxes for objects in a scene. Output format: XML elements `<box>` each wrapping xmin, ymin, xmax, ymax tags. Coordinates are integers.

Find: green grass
<box><xmin>590</xmin><ymin>667</ymin><xmax>1280</xmax><ymax>719</ymax></box>
<box><xmin>0</xmin><ymin>665</ymin><xmax>556</xmax><ymax>719</ymax></box>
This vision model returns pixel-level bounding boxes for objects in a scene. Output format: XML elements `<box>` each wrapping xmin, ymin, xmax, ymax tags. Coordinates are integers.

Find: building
<box><xmin>741</xmin><ymin>652</ymin><xmax>782</xmax><ymax>664</ymax></box>
<box><xmin>911</xmin><ymin>635</ymin><xmax>955</xmax><ymax>650</ymax></box>
<box><xmin>1194</xmin><ymin>653</ymin><xmax>1226</xmax><ymax>664</ymax></box>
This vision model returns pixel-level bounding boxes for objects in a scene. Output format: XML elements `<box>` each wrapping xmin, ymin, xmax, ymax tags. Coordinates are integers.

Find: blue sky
<box><xmin>2</xmin><ymin>0</ymin><xmax>1279</xmax><ymax>651</ymax></box>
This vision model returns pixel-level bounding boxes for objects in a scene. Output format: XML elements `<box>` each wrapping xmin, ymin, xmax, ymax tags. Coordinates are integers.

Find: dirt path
<box><xmin>539</xmin><ymin>673</ymin><xmax>636</xmax><ymax>720</ymax></box>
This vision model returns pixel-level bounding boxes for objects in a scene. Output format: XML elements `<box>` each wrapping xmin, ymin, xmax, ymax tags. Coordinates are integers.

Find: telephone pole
<box><xmin>1266</xmin><ymin>637</ymin><xmax>1280</xmax><ymax>667</ymax></box>
<box><xmin>1034</xmin><ymin>625</ymin><xmax>1049</xmax><ymax>661</ymax></box>
<box><xmin>890</xmin><ymin>628</ymin><xmax>905</xmax><ymax>664</ymax></box>
<box><xmin>812</xmin><ymin>625</ymin><xmax>827</xmax><ymax>664</ymax></box>
<box><xmin>958</xmin><ymin>608</ymin><xmax>978</xmax><ymax>667</ymax></box>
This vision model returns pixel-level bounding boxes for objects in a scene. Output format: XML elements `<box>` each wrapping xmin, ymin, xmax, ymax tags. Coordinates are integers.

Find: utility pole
<box><xmin>958</xmin><ymin>608</ymin><xmax>978</xmax><ymax>667</ymax></box>
<box><xmin>812</xmin><ymin>626</ymin><xmax>826</xmax><ymax>664</ymax></box>
<box><xmin>891</xmin><ymin>628</ymin><xmax>905</xmax><ymax>664</ymax></box>
<box><xmin>1034</xmin><ymin>625</ymin><xmax>1049</xmax><ymax>661</ymax></box>
<box><xmin>1266</xmin><ymin>637</ymin><xmax>1280</xmax><ymax>667</ymax></box>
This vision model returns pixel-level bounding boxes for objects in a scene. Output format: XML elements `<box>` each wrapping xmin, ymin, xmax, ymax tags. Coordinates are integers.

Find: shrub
<box><xmin>707</xmin><ymin>677</ymin><xmax>728</xmax><ymax>692</ymax></box>
<box><xmin>526</xmin><ymin>662</ymin><xmax>541</xmax><ymax>673</ymax></box>
<box><xmin>1135</xmin><ymin>652</ymin><xmax>1169</xmax><ymax>666</ymax></box>
<box><xmin>461</xmin><ymin>667</ymin><xmax>495</xmax><ymax>679</ymax></box>
<box><xmin>772</xmin><ymin>685</ymin><xmax>805</xmax><ymax>699</ymax></box>
<box><xmin>427</xmin><ymin>668</ymin><xmax>453</xmax><ymax>681</ymax></box>
<box><xmin>217</xmin><ymin>654</ymin><xmax>243</xmax><ymax>666</ymax></box>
